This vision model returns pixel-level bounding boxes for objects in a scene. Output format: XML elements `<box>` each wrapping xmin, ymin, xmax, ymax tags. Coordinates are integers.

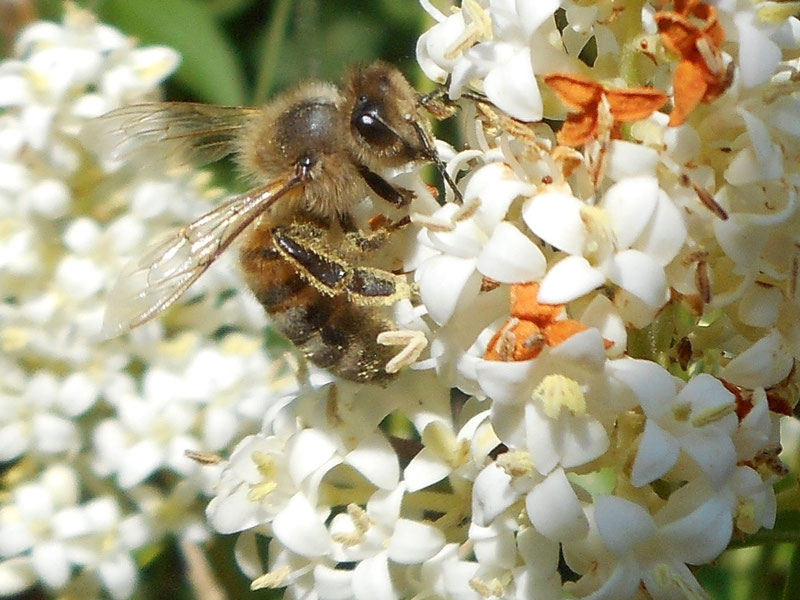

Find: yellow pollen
<box><xmin>469</xmin><ymin>577</ymin><xmax>506</xmax><ymax>598</ymax></box>
<box><xmin>331</xmin><ymin>530</ymin><xmax>365</xmax><ymax>547</ymax></box>
<box><xmin>247</xmin><ymin>480</ymin><xmax>278</xmax><ymax>502</ymax></box>
<box><xmin>496</xmin><ymin>450</ymin><xmax>534</xmax><ymax>477</ymax></box>
<box><xmin>422</xmin><ymin>422</ymin><xmax>469</xmax><ymax>468</ymax></box>
<box><xmin>672</xmin><ymin>402</ymin><xmax>692</xmax><ymax>422</ymax></box>
<box><xmin>735</xmin><ymin>498</ymin><xmax>758</xmax><ymax>534</ymax></box>
<box><xmin>579</xmin><ymin>205</ymin><xmax>613</xmax><ymax>264</ymax></box>
<box><xmin>691</xmin><ymin>403</ymin><xmax>735</xmax><ymax>427</ymax></box>
<box><xmin>532</xmin><ymin>374</ymin><xmax>586</xmax><ymax>419</ymax></box>
<box><xmin>252</xmin><ymin>452</ymin><xmax>276</xmax><ymax>477</ymax></box>
<box><xmin>251</xmin><ymin>566</ymin><xmax>292</xmax><ymax>590</ymax></box>
<box><xmin>757</xmin><ymin>2</ymin><xmax>800</xmax><ymax>24</ymax></box>
<box><xmin>332</xmin><ymin>505</ymin><xmax>370</xmax><ymax>546</ymax></box>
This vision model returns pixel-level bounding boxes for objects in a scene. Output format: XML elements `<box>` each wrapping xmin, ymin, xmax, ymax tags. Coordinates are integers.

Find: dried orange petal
<box><xmin>485</xmin><ymin>319</ymin><xmax>545</xmax><ymax>361</ymax></box>
<box><xmin>509</xmin><ymin>282</ymin><xmax>564</xmax><ymax>325</ymax></box>
<box><xmin>606</xmin><ymin>87</ymin><xmax>668</xmax><ymax>122</ymax></box>
<box><xmin>543</xmin><ymin>320</ymin><xmax>589</xmax><ymax>347</ymax></box>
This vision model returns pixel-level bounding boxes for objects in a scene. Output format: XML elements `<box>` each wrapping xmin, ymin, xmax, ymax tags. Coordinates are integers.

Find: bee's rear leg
<box><xmin>272</xmin><ymin>225</ymin><xmax>413</xmax><ymax>305</ymax></box>
<box><xmin>377</xmin><ymin>329</ymin><xmax>428</xmax><ymax>374</ymax></box>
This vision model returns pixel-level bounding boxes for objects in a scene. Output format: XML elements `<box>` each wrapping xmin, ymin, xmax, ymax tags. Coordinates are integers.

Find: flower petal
<box><xmin>388</xmin><ymin>518</ymin><xmax>446</xmax><ymax>564</ymax></box>
<box><xmin>352</xmin><ymin>553</ymin><xmax>396</xmax><ymax>600</ymax></box>
<box><xmin>601</xmin><ymin>176</ymin><xmax>659</xmax><ymax>250</ymax></box>
<box><xmin>476</xmin><ymin>222</ymin><xmax>546</xmax><ymax>283</ymax></box>
<box><xmin>526</xmin><ymin>469</ymin><xmax>588</xmax><ymax>541</ymax></box>
<box><xmin>631</xmin><ymin>420</ymin><xmax>680</xmax><ymax>487</ymax></box>
<box><xmin>472</xmin><ymin>464</ymin><xmax>520</xmax><ymax>527</ymax></box>
<box><xmin>538</xmin><ymin>256</ymin><xmax>605</xmax><ymax>303</ymax></box>
<box><xmin>594</xmin><ymin>495</ymin><xmax>656</xmax><ymax>555</ymax></box>
<box><xmin>404</xmin><ymin>447</ymin><xmax>452</xmax><ymax>492</ymax></box>
<box><xmin>523</xmin><ymin>192</ymin><xmax>586</xmax><ymax>255</ymax></box>
<box><xmin>345</xmin><ymin>433</ymin><xmax>400</xmax><ymax>490</ymax></box>
<box><xmin>416</xmin><ymin>254</ymin><xmax>481</xmax><ymax>325</ymax></box>
<box><xmin>720</xmin><ymin>329</ymin><xmax>793</xmax><ymax>389</ymax></box>
<box><xmin>272</xmin><ymin>493</ymin><xmax>332</xmax><ymax>558</ymax></box>
<box><xmin>607</xmin><ymin>249</ymin><xmax>668</xmax><ymax>308</ymax></box>
<box><xmin>483</xmin><ymin>46</ymin><xmax>542</xmax><ymax>122</ymax></box>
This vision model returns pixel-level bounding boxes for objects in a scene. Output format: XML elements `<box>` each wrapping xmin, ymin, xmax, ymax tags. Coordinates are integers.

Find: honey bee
<box><xmin>86</xmin><ymin>62</ymin><xmax>453</xmax><ymax>383</ymax></box>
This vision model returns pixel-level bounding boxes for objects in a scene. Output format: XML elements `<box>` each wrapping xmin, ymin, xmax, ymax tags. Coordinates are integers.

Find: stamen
<box><xmin>690</xmin><ymin>402</ymin><xmax>735</xmax><ymax>427</ymax></box>
<box><xmin>251</xmin><ymin>566</ymin><xmax>292</xmax><ymax>590</ymax></box>
<box><xmin>532</xmin><ymin>374</ymin><xmax>587</xmax><ymax>419</ymax></box>
<box><xmin>378</xmin><ymin>329</ymin><xmax>428</xmax><ymax>373</ymax></box>
<box><xmin>496</xmin><ymin>450</ymin><xmax>534</xmax><ymax>477</ymax></box>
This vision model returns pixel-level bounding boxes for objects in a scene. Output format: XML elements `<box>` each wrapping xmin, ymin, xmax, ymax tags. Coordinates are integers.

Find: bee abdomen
<box><xmin>240</xmin><ymin>233</ymin><xmax>396</xmax><ymax>383</ymax></box>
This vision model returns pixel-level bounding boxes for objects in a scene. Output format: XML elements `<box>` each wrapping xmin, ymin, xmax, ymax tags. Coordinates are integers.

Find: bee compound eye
<box><xmin>352</xmin><ymin>108</ymin><xmax>396</xmax><ymax>148</ymax></box>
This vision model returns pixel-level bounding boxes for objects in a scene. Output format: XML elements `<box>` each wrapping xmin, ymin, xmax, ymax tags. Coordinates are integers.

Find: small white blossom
<box><xmin>610</xmin><ymin>359</ymin><xmax>738</xmax><ymax>488</ymax></box>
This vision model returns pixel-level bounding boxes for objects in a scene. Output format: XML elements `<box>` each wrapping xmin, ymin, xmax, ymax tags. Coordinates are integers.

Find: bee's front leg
<box><xmin>357</xmin><ymin>165</ymin><xmax>415</xmax><ymax>208</ymax></box>
<box><xmin>338</xmin><ymin>213</ymin><xmax>410</xmax><ymax>252</ymax></box>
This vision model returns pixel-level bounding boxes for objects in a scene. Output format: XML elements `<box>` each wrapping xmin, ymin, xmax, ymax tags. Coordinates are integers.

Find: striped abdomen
<box><xmin>239</xmin><ymin>224</ymin><xmax>397</xmax><ymax>383</ymax></box>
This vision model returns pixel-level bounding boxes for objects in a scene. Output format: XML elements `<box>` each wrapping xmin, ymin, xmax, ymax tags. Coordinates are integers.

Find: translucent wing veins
<box><xmin>81</xmin><ymin>102</ymin><xmax>260</xmax><ymax>167</ymax></box>
<box><xmin>102</xmin><ymin>178</ymin><xmax>302</xmax><ymax>338</ymax></box>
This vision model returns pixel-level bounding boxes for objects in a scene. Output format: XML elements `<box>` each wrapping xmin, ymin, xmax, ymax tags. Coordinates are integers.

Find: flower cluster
<box><xmin>3</xmin><ymin>1</ymin><xmax>800</xmax><ymax>600</ymax></box>
<box><xmin>0</xmin><ymin>4</ymin><xmax>297</xmax><ymax>598</ymax></box>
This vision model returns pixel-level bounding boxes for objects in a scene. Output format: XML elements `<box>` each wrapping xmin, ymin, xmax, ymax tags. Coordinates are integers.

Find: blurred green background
<box><xmin>2</xmin><ymin>1</ymin><xmax>800</xmax><ymax>599</ymax></box>
<box><xmin>1</xmin><ymin>0</ymin><xmax>436</xmax><ymax>105</ymax></box>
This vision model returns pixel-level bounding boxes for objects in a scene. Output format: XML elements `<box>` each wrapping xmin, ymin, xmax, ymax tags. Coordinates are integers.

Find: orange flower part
<box><xmin>484</xmin><ymin>319</ymin><xmax>546</xmax><ymax>361</ymax></box>
<box><xmin>484</xmin><ymin>281</ymin><xmax>612</xmax><ymax>361</ymax></box>
<box><xmin>509</xmin><ymin>282</ymin><xmax>564</xmax><ymax>325</ymax></box>
<box><xmin>544</xmin><ymin>73</ymin><xmax>668</xmax><ymax>146</ymax></box>
<box><xmin>542</xmin><ymin>319</ymin><xmax>589</xmax><ymax>347</ymax></box>
<box><xmin>656</xmin><ymin>2</ymin><xmax>729</xmax><ymax>126</ymax></box>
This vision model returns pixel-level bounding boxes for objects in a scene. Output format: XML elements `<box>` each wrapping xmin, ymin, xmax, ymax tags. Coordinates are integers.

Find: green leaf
<box><xmin>98</xmin><ymin>0</ymin><xmax>248</xmax><ymax>105</ymax></box>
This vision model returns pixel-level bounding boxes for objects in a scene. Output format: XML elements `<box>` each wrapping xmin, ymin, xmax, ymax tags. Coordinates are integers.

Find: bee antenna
<box><xmin>407</xmin><ymin>116</ymin><xmax>463</xmax><ymax>204</ymax></box>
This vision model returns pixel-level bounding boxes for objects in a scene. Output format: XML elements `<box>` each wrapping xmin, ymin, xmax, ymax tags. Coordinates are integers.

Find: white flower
<box><xmin>478</xmin><ymin>329</ymin><xmax>634</xmax><ymax>475</ymax></box>
<box><xmin>610</xmin><ymin>359</ymin><xmax>738</xmax><ymax>488</ymax></box>
<box><xmin>403</xmin><ymin>410</ymin><xmax>498</xmax><ymax>492</ymax></box>
<box><xmin>415</xmin><ymin>162</ymin><xmax>539</xmax><ymax>326</ymax></box>
<box><xmin>69</xmin><ymin>497</ymin><xmax>152</xmax><ymax>600</ymax></box>
<box><xmin>0</xmin><ymin>367</ymin><xmax>96</xmax><ymax>461</ymax></box>
<box><xmin>524</xmin><ymin>176</ymin><xmax>686</xmax><ymax>313</ymax></box>
<box><xmin>92</xmin><ymin>368</ymin><xmax>203</xmax><ymax>489</ymax></box>
<box><xmin>0</xmin><ymin>464</ymin><xmax>81</xmax><ymax>591</ymax></box>
<box><xmin>205</xmin><ymin>433</ymin><xmax>321</xmax><ymax>535</ymax></box>
<box><xmin>418</xmin><ymin>0</ymin><xmax>571</xmax><ymax>121</ymax></box>
<box><xmin>564</xmin><ymin>493</ymin><xmax>731</xmax><ymax>600</ymax></box>
<box><xmin>330</xmin><ymin>484</ymin><xmax>445</xmax><ymax>565</ymax></box>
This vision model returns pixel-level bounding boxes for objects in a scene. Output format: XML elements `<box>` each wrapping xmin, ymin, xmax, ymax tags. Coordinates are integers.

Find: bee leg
<box><xmin>357</xmin><ymin>165</ymin><xmax>415</xmax><ymax>207</ymax></box>
<box><xmin>339</xmin><ymin>213</ymin><xmax>410</xmax><ymax>252</ymax></box>
<box><xmin>272</xmin><ymin>225</ymin><xmax>412</xmax><ymax>305</ymax></box>
<box><xmin>344</xmin><ymin>265</ymin><xmax>413</xmax><ymax>306</ymax></box>
<box><xmin>376</xmin><ymin>329</ymin><xmax>428</xmax><ymax>373</ymax></box>
<box><xmin>272</xmin><ymin>225</ymin><xmax>348</xmax><ymax>294</ymax></box>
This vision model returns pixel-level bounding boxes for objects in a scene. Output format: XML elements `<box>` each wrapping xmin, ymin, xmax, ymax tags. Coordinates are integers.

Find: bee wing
<box><xmin>102</xmin><ymin>177</ymin><xmax>302</xmax><ymax>338</ymax></box>
<box><xmin>81</xmin><ymin>102</ymin><xmax>261</xmax><ymax>167</ymax></box>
